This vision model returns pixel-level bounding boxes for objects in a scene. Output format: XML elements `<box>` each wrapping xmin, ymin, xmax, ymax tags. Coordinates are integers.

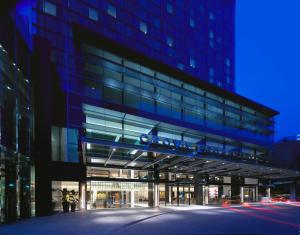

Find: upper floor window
<box><xmin>209</xmin><ymin>67</ymin><xmax>215</xmax><ymax>76</ymax></box>
<box><xmin>190</xmin><ymin>9</ymin><xmax>195</xmax><ymax>17</ymax></box>
<box><xmin>226</xmin><ymin>76</ymin><xmax>231</xmax><ymax>84</ymax></box>
<box><xmin>226</xmin><ymin>58</ymin><xmax>231</xmax><ymax>67</ymax></box>
<box><xmin>89</xmin><ymin>8</ymin><xmax>98</xmax><ymax>21</ymax></box>
<box><xmin>166</xmin><ymin>2</ymin><xmax>173</xmax><ymax>14</ymax></box>
<box><xmin>189</xmin><ymin>17</ymin><xmax>195</xmax><ymax>27</ymax></box>
<box><xmin>177</xmin><ymin>63</ymin><xmax>184</xmax><ymax>70</ymax></box>
<box><xmin>209</xmin><ymin>11</ymin><xmax>214</xmax><ymax>21</ymax></box>
<box><xmin>209</xmin><ymin>30</ymin><xmax>214</xmax><ymax>39</ymax></box>
<box><xmin>107</xmin><ymin>4</ymin><xmax>116</xmax><ymax>18</ymax></box>
<box><xmin>140</xmin><ymin>21</ymin><xmax>148</xmax><ymax>34</ymax></box>
<box><xmin>44</xmin><ymin>1</ymin><xmax>56</xmax><ymax>16</ymax></box>
<box><xmin>166</xmin><ymin>36</ymin><xmax>173</xmax><ymax>47</ymax></box>
<box><xmin>154</xmin><ymin>18</ymin><xmax>160</xmax><ymax>28</ymax></box>
<box><xmin>189</xmin><ymin>57</ymin><xmax>196</xmax><ymax>68</ymax></box>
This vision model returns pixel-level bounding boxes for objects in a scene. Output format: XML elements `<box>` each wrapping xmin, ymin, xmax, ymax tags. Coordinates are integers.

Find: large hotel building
<box><xmin>0</xmin><ymin>0</ymin><xmax>299</xmax><ymax>223</ymax></box>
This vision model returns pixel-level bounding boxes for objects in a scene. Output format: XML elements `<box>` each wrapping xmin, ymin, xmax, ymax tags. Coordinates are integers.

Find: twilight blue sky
<box><xmin>236</xmin><ymin>0</ymin><xmax>300</xmax><ymax>141</ymax></box>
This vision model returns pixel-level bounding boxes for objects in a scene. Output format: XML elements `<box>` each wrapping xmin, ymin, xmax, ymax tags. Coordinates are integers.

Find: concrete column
<box><xmin>255</xmin><ymin>186</ymin><xmax>259</xmax><ymax>202</ymax></box>
<box><xmin>130</xmin><ymin>170</ymin><xmax>135</xmax><ymax>208</ymax></box>
<box><xmin>168</xmin><ymin>173</ymin><xmax>172</xmax><ymax>205</ymax></box>
<box><xmin>130</xmin><ymin>191</ymin><xmax>135</xmax><ymax>208</ymax></box>
<box><xmin>204</xmin><ymin>186</ymin><xmax>209</xmax><ymax>205</ymax></box>
<box><xmin>195</xmin><ymin>184</ymin><xmax>202</xmax><ymax>205</ymax></box>
<box><xmin>177</xmin><ymin>184</ymin><xmax>179</xmax><ymax>206</ymax></box>
<box><xmin>240</xmin><ymin>187</ymin><xmax>244</xmax><ymax>203</ymax></box>
<box><xmin>148</xmin><ymin>183</ymin><xmax>154</xmax><ymax>207</ymax></box>
<box><xmin>79</xmin><ymin>182</ymin><xmax>86</xmax><ymax>211</ymax></box>
<box><xmin>154</xmin><ymin>184</ymin><xmax>159</xmax><ymax>207</ymax></box>
<box><xmin>266</xmin><ymin>187</ymin><xmax>271</xmax><ymax>198</ymax></box>
<box><xmin>188</xmin><ymin>185</ymin><xmax>191</xmax><ymax>205</ymax></box>
<box><xmin>168</xmin><ymin>186</ymin><xmax>172</xmax><ymax>204</ymax></box>
<box><xmin>165</xmin><ymin>184</ymin><xmax>171</xmax><ymax>205</ymax></box>
<box><xmin>290</xmin><ymin>183</ymin><xmax>296</xmax><ymax>201</ymax></box>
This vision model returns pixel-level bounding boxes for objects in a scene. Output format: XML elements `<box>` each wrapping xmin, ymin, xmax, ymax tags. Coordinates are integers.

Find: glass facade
<box><xmin>51</xmin><ymin>126</ymin><xmax>79</xmax><ymax>162</ymax></box>
<box><xmin>0</xmin><ymin>43</ymin><xmax>32</xmax><ymax>222</ymax></box>
<box><xmin>28</xmin><ymin>0</ymin><xmax>235</xmax><ymax>91</ymax></box>
<box><xmin>80</xmin><ymin>43</ymin><xmax>274</xmax><ymax>163</ymax></box>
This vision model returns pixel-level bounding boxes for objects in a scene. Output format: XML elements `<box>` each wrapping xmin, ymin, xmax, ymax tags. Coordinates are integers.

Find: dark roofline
<box><xmin>72</xmin><ymin>23</ymin><xmax>279</xmax><ymax>117</ymax></box>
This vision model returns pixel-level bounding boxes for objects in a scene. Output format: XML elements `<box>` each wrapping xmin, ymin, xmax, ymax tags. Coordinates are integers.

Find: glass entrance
<box><xmin>86</xmin><ymin>181</ymin><xmax>149</xmax><ymax>209</ymax></box>
<box><xmin>170</xmin><ymin>184</ymin><xmax>195</xmax><ymax>206</ymax></box>
<box><xmin>243</xmin><ymin>186</ymin><xmax>256</xmax><ymax>202</ymax></box>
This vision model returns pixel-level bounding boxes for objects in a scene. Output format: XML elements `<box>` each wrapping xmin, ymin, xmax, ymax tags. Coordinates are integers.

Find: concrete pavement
<box><xmin>0</xmin><ymin>203</ymin><xmax>299</xmax><ymax>235</ymax></box>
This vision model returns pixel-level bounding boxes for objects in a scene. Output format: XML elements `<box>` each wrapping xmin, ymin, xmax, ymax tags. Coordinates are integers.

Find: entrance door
<box><xmin>170</xmin><ymin>184</ymin><xmax>193</xmax><ymax>206</ymax></box>
<box><xmin>243</xmin><ymin>187</ymin><xmax>256</xmax><ymax>202</ymax></box>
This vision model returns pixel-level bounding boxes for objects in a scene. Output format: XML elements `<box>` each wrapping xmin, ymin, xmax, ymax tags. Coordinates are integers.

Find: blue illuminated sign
<box><xmin>140</xmin><ymin>134</ymin><xmax>202</xmax><ymax>153</ymax></box>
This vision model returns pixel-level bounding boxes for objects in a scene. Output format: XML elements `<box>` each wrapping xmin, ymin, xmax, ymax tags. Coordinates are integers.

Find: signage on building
<box><xmin>139</xmin><ymin>134</ymin><xmax>247</xmax><ymax>158</ymax></box>
<box><xmin>140</xmin><ymin>134</ymin><xmax>204</xmax><ymax>153</ymax></box>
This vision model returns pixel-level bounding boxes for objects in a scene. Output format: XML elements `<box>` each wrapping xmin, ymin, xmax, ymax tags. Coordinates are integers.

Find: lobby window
<box><xmin>189</xmin><ymin>57</ymin><xmax>196</xmax><ymax>68</ymax></box>
<box><xmin>166</xmin><ymin>2</ymin><xmax>173</xmax><ymax>14</ymax></box>
<box><xmin>189</xmin><ymin>17</ymin><xmax>195</xmax><ymax>28</ymax></box>
<box><xmin>217</xmin><ymin>81</ymin><xmax>222</xmax><ymax>87</ymax></box>
<box><xmin>89</xmin><ymin>8</ymin><xmax>98</xmax><ymax>21</ymax></box>
<box><xmin>44</xmin><ymin>1</ymin><xmax>56</xmax><ymax>16</ymax></box>
<box><xmin>139</xmin><ymin>21</ymin><xmax>148</xmax><ymax>34</ymax></box>
<box><xmin>107</xmin><ymin>4</ymin><xmax>116</xmax><ymax>18</ymax></box>
<box><xmin>166</xmin><ymin>36</ymin><xmax>173</xmax><ymax>47</ymax></box>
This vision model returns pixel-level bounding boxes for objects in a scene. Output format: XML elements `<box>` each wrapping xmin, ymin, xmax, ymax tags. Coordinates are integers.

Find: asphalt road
<box><xmin>0</xmin><ymin>202</ymin><xmax>299</xmax><ymax>235</ymax></box>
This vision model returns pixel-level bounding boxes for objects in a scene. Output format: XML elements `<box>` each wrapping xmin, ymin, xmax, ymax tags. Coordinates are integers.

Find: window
<box><xmin>226</xmin><ymin>76</ymin><xmax>231</xmax><ymax>84</ymax></box>
<box><xmin>166</xmin><ymin>2</ymin><xmax>173</xmax><ymax>14</ymax></box>
<box><xmin>209</xmin><ymin>30</ymin><xmax>214</xmax><ymax>39</ymax></box>
<box><xmin>166</xmin><ymin>36</ymin><xmax>173</xmax><ymax>47</ymax></box>
<box><xmin>209</xmin><ymin>67</ymin><xmax>215</xmax><ymax>76</ymax></box>
<box><xmin>217</xmin><ymin>81</ymin><xmax>222</xmax><ymax>87</ymax></box>
<box><xmin>209</xmin><ymin>11</ymin><xmax>214</xmax><ymax>21</ymax></box>
<box><xmin>190</xmin><ymin>9</ymin><xmax>195</xmax><ymax>17</ymax></box>
<box><xmin>189</xmin><ymin>17</ymin><xmax>195</xmax><ymax>27</ymax></box>
<box><xmin>44</xmin><ymin>1</ymin><xmax>56</xmax><ymax>16</ymax></box>
<box><xmin>177</xmin><ymin>63</ymin><xmax>184</xmax><ymax>70</ymax></box>
<box><xmin>189</xmin><ymin>57</ymin><xmax>196</xmax><ymax>68</ymax></box>
<box><xmin>226</xmin><ymin>58</ymin><xmax>231</xmax><ymax>67</ymax></box>
<box><xmin>51</xmin><ymin>127</ymin><xmax>79</xmax><ymax>162</ymax></box>
<box><xmin>107</xmin><ymin>4</ymin><xmax>116</xmax><ymax>18</ymax></box>
<box><xmin>89</xmin><ymin>8</ymin><xmax>98</xmax><ymax>21</ymax></box>
<box><xmin>139</xmin><ymin>21</ymin><xmax>147</xmax><ymax>34</ymax></box>
<box><xmin>154</xmin><ymin>18</ymin><xmax>160</xmax><ymax>28</ymax></box>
